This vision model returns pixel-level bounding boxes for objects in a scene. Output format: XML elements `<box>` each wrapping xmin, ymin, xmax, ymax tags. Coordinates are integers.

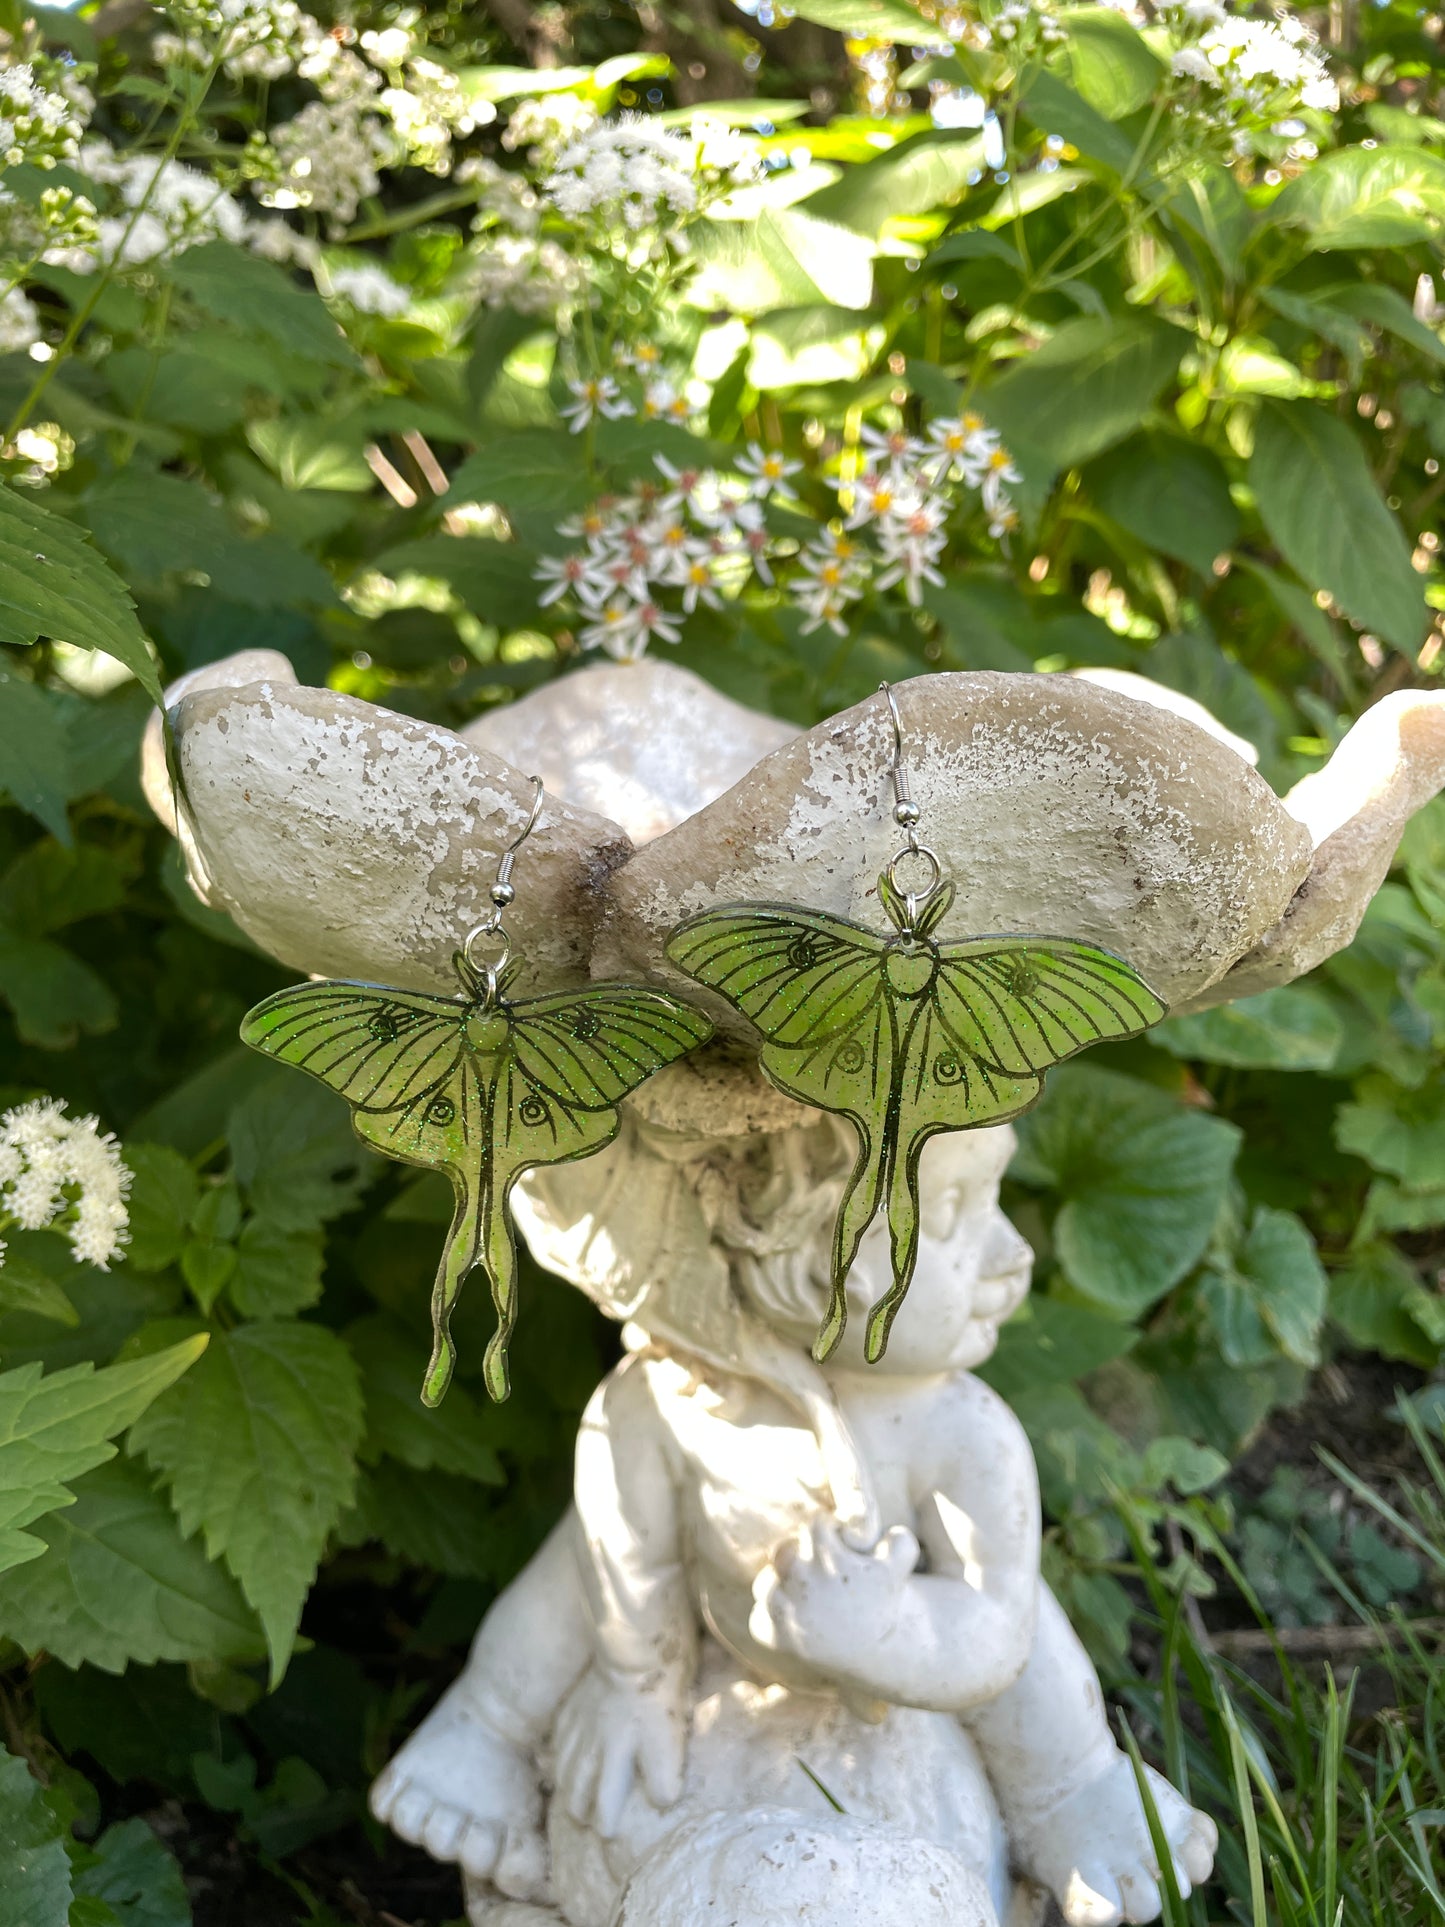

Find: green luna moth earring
<box><xmin>667</xmin><ymin>684</ymin><xmax>1168</xmax><ymax>1368</ymax></box>
<box><xmin>241</xmin><ymin>780</ymin><xmax>713</xmax><ymax>1405</ymax></box>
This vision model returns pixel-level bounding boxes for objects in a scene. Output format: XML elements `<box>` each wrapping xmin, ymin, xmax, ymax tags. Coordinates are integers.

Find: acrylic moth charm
<box><xmin>666</xmin><ymin>685</ymin><xmax>1167</xmax><ymax>1368</ymax></box>
<box><xmin>240</xmin><ymin>783</ymin><xmax>712</xmax><ymax>1405</ymax></box>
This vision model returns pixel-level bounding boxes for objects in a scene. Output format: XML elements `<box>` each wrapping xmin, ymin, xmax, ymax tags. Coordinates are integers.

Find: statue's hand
<box><xmin>369</xmin><ymin>1688</ymin><xmax>548</xmax><ymax>1900</ymax></box>
<box><xmin>749</xmin><ymin>1518</ymin><xmax>920</xmax><ymax>1682</ymax></box>
<box><xmin>1014</xmin><ymin>1754</ymin><xmax>1217</xmax><ymax>1927</ymax></box>
<box><xmin>554</xmin><ymin>1667</ymin><xmax>689</xmax><ymax>1840</ymax></box>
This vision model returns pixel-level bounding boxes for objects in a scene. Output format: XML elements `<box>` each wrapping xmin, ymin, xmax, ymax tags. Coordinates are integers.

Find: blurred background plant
<box><xmin>1</xmin><ymin>0</ymin><xmax>1444</xmax><ymax>1917</ymax></box>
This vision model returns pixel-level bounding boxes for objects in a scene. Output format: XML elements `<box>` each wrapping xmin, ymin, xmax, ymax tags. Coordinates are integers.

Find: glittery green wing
<box><xmin>667</xmin><ymin>906</ymin><xmax>893</xmax><ymax>1359</ymax></box>
<box><xmin>240</xmin><ymin>981</ymin><xmax>485</xmax><ymax>1405</ymax></box>
<box><xmin>863</xmin><ymin>936</ymin><xmax>1169</xmax><ymax>1362</ymax></box>
<box><xmin>475</xmin><ymin>985</ymin><xmax>715</xmax><ymax>1401</ymax></box>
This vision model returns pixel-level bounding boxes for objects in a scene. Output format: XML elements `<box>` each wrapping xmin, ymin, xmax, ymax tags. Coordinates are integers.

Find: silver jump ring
<box><xmin>885</xmin><ymin>842</ymin><xmax>941</xmax><ymax>899</ymax></box>
<box><xmin>463</xmin><ymin>924</ymin><xmax>512</xmax><ymax>979</ymax></box>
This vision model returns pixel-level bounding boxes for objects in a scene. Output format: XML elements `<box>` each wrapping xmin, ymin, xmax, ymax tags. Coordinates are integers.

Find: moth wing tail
<box><xmin>813</xmin><ymin>1122</ymin><xmax>886</xmax><ymax>1364</ymax></box>
<box><xmin>863</xmin><ymin>1129</ymin><xmax>929</xmax><ymax>1365</ymax></box>
<box><xmin>423</xmin><ymin>1170</ymin><xmax>483</xmax><ymax>1406</ymax></box>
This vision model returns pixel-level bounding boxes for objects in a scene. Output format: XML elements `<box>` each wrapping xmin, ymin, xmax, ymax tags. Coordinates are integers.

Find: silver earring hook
<box><xmin>463</xmin><ymin>776</ymin><xmax>545</xmax><ymax>995</ymax></box>
<box><xmin>877</xmin><ymin>683</ymin><xmax>944</xmax><ymax>929</ymax></box>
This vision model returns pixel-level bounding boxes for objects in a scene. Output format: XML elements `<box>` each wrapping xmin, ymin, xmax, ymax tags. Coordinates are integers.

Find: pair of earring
<box><xmin>242</xmin><ymin>686</ymin><xmax>1166</xmax><ymax>1405</ymax></box>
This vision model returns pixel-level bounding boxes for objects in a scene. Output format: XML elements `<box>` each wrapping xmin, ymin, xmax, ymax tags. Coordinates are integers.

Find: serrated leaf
<box><xmin>129</xmin><ymin>1323</ymin><xmax>363</xmax><ymax>1683</ymax></box>
<box><xmin>227</xmin><ymin>1223</ymin><xmax>324</xmax><ymax>1319</ymax></box>
<box><xmin>1269</xmin><ymin>144</ymin><xmax>1445</xmax><ymax>250</ymax></box>
<box><xmin>81</xmin><ymin>473</ymin><xmax>334</xmax><ymax>609</ymax></box>
<box><xmin>0</xmin><ymin>486</ymin><xmax>159</xmax><ymax>703</ymax></box>
<box><xmin>1018</xmin><ymin>67</ymin><xmax>1137</xmax><ymax>175</ymax></box>
<box><xmin>73</xmin><ymin>1819</ymin><xmax>191</xmax><ymax>1927</ymax></box>
<box><xmin>0</xmin><ymin>676</ymin><xmax>72</xmax><ymax>844</ymax></box>
<box><xmin>121</xmin><ymin>1147</ymin><xmax>201</xmax><ymax>1274</ymax></box>
<box><xmin>1152</xmin><ymin>984</ymin><xmax>1344</xmax><ymax>1070</ymax></box>
<box><xmin>349</xmin><ymin>1315</ymin><xmax>502</xmax><ymax>1482</ymax></box>
<box><xmin>446</xmin><ymin>430</ymin><xmax>593</xmax><ymax>518</ymax></box>
<box><xmin>1336</xmin><ymin>1078</ymin><xmax>1445</xmax><ymax>1186</ymax></box>
<box><xmin>0</xmin><ymin>1457</ymin><xmax>263</xmax><ymax>1671</ymax></box>
<box><xmin>1200</xmin><ymin>1207</ymin><xmax>1327</xmax><ymax>1369</ymax></box>
<box><xmin>982</xmin><ymin>316</ymin><xmax>1186</xmax><ymax>489</ymax></box>
<box><xmin>0</xmin><ymin>1746</ymin><xmax>72</xmax><ymax>1927</ymax></box>
<box><xmin>1086</xmin><ymin>432</ymin><xmax>1239</xmax><ymax>573</ymax></box>
<box><xmin>0</xmin><ymin>935</ymin><xmax>116</xmax><ymax>1050</ymax></box>
<box><xmin>1249</xmin><ymin>400</ymin><xmax>1427</xmax><ymax>655</ymax></box>
<box><xmin>168</xmin><ymin>243</ymin><xmax>356</xmax><ymax>368</ymax></box>
<box><xmin>338</xmin><ymin>1462</ymin><xmax>500</xmax><ymax>1578</ymax></box>
<box><xmin>1012</xmin><ymin>1066</ymin><xmax>1241</xmax><ymax>1313</ymax></box>
<box><xmin>228</xmin><ymin>1077</ymin><xmax>370</xmax><ymax>1232</ymax></box>
<box><xmin>0</xmin><ymin>1338</ymin><xmax>207</xmax><ymax>1574</ymax></box>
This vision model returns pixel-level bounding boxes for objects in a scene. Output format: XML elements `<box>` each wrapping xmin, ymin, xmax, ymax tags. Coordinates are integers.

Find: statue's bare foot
<box><xmin>1014</xmin><ymin>1756</ymin><xmax>1217</xmax><ymax>1926</ymax></box>
<box><xmin>370</xmin><ymin>1689</ymin><xmax>549</xmax><ymax>1900</ymax></box>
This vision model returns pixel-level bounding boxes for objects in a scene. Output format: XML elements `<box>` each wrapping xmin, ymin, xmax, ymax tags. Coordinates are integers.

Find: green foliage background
<box><xmin>1</xmin><ymin>0</ymin><xmax>1444</xmax><ymax>1917</ymax></box>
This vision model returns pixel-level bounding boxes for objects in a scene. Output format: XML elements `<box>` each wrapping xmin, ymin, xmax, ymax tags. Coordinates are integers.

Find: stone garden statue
<box><xmin>144</xmin><ymin>654</ymin><xmax>1445</xmax><ymax>1927</ymax></box>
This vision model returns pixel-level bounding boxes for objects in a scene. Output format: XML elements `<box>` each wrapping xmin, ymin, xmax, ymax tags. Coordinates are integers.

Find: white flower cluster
<box><xmin>470</xmin><ymin>232</ymin><xmax>584</xmax><ymax>314</ymax></box>
<box><xmin>326</xmin><ymin>261</ymin><xmax>410</xmax><ymax>315</ymax></box>
<box><xmin>0</xmin><ymin>287</ymin><xmax>41</xmax><ymax>354</ymax></box>
<box><xmin>0</xmin><ymin>57</ymin><xmax>89</xmax><ymax>168</ymax></box>
<box><xmin>0</xmin><ymin>1098</ymin><xmax>131</xmax><ymax>1270</ymax></box>
<box><xmin>532</xmin><ymin>405</ymin><xmax>1018</xmax><ymax>658</ymax></box>
<box><xmin>55</xmin><ymin>143</ymin><xmax>247</xmax><ymax>269</ymax></box>
<box><xmin>381</xmin><ymin>58</ymin><xmax>478</xmax><ymax>174</ymax></box>
<box><xmin>501</xmin><ymin>93</ymin><xmax>599</xmax><ymax>165</ymax></box>
<box><xmin>1167</xmin><ymin>4</ymin><xmax>1338</xmax><ymax>133</ymax></box>
<box><xmin>264</xmin><ymin>96</ymin><xmax>391</xmax><ymax>229</ymax></box>
<box><xmin>544</xmin><ymin>117</ymin><xmax>701</xmax><ymax>232</ymax></box>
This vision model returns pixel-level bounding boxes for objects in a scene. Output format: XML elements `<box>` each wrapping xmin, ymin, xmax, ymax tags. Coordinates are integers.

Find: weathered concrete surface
<box><xmin>596</xmin><ymin>672</ymin><xmax>1314</xmax><ymax>1034</ymax></box>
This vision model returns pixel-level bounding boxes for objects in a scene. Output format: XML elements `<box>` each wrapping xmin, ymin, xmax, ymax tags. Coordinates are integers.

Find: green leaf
<box><xmin>244</xmin><ymin>417</ymin><xmax>374</xmax><ymax>493</ymax></box>
<box><xmin>1322</xmin><ymin>281</ymin><xmax>1445</xmax><ymax>368</ymax></box>
<box><xmin>338</xmin><ymin>1462</ymin><xmax>500</xmax><ymax>1578</ymax></box>
<box><xmin>0</xmin><ymin>936</ymin><xmax>116</xmax><ymax>1050</ymax></box>
<box><xmin>1336</xmin><ymin>1077</ymin><xmax>1445</xmax><ymax>1186</ymax></box>
<box><xmin>349</xmin><ymin>1315</ymin><xmax>502</xmax><ymax>1483</ymax></box>
<box><xmin>1249</xmin><ymin>401</ymin><xmax>1427</xmax><ymax>655</ymax></box>
<box><xmin>1018</xmin><ymin>68</ymin><xmax>1137</xmax><ymax>175</ymax></box>
<box><xmin>1269</xmin><ymin>145</ymin><xmax>1445</xmax><ymax>251</ymax></box>
<box><xmin>1086</xmin><ymin>432</ymin><xmax>1240</xmax><ymax>573</ymax></box>
<box><xmin>73</xmin><ymin>1819</ymin><xmax>191</xmax><ymax>1927</ymax></box>
<box><xmin>983</xmin><ymin>316</ymin><xmax>1187</xmax><ymax>487</ymax></box>
<box><xmin>446</xmin><ymin>430</ymin><xmax>593</xmax><ymax>518</ymax></box>
<box><xmin>228</xmin><ymin>1077</ymin><xmax>369</xmax><ymax>1232</ymax></box>
<box><xmin>0</xmin><ymin>1747</ymin><xmax>72</xmax><ymax>1927</ymax></box>
<box><xmin>1329</xmin><ymin>1243</ymin><xmax>1440</xmax><ymax>1368</ymax></box>
<box><xmin>0</xmin><ymin>841</ymin><xmax>130</xmax><ymax>939</ymax></box>
<box><xmin>121</xmin><ymin>1148</ymin><xmax>201</xmax><ymax>1275</ymax></box>
<box><xmin>0</xmin><ymin>1456</ymin><xmax>263</xmax><ymax>1672</ymax></box>
<box><xmin>688</xmin><ymin>208</ymin><xmax>875</xmax><ymax>313</ymax></box>
<box><xmin>0</xmin><ymin>1338</ymin><xmax>208</xmax><ymax>1574</ymax></box>
<box><xmin>1064</xmin><ymin>7</ymin><xmax>1163</xmax><ymax>117</ymax></box>
<box><xmin>775</xmin><ymin>0</ymin><xmax>930</xmax><ymax>34</ymax></box>
<box><xmin>0</xmin><ymin>1256</ymin><xmax>77</xmax><ymax>1328</ymax></box>
<box><xmin>0</xmin><ymin>677</ymin><xmax>71</xmax><ymax>844</ymax></box>
<box><xmin>749</xmin><ymin>306</ymin><xmax>885</xmax><ymax>389</ymax></box>
<box><xmin>370</xmin><ymin>534</ymin><xmax>541</xmax><ymax>631</ymax></box>
<box><xmin>978</xmin><ymin>1296</ymin><xmax>1137</xmax><ymax>1401</ymax></box>
<box><xmin>1012</xmin><ymin>1067</ymin><xmax>1241</xmax><ymax>1313</ymax></box>
<box><xmin>1152</xmin><ymin>984</ymin><xmax>1344</xmax><ymax>1071</ymax></box>
<box><xmin>129</xmin><ymin>1322</ymin><xmax>363</xmax><ymax>1683</ymax></box>
<box><xmin>804</xmin><ymin>131</ymin><xmax>985</xmax><ymax>238</ymax></box>
<box><xmin>1199</xmin><ymin>1207</ymin><xmax>1327</xmax><ymax>1369</ymax></box>
<box><xmin>227</xmin><ymin>1223</ymin><xmax>324</xmax><ymax>1319</ymax></box>
<box><xmin>0</xmin><ymin>484</ymin><xmax>159</xmax><ymax>703</ymax></box>
<box><xmin>81</xmin><ymin>473</ymin><xmax>334</xmax><ymax>609</ymax></box>
<box><xmin>168</xmin><ymin>243</ymin><xmax>356</xmax><ymax>368</ymax></box>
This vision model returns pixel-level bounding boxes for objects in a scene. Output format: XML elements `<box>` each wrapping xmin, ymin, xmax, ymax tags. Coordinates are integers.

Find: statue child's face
<box><xmin>824</xmin><ymin>1125</ymin><xmax>1032</xmax><ymax>1376</ymax></box>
